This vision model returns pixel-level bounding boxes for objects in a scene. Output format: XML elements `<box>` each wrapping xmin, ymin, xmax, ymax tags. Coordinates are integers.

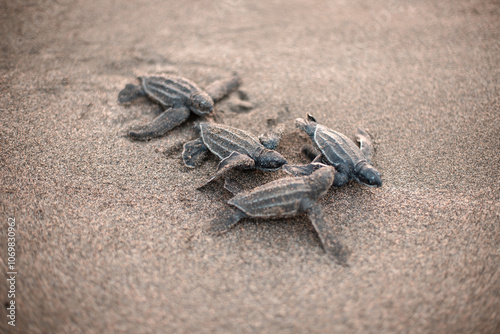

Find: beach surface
<box><xmin>1</xmin><ymin>0</ymin><xmax>499</xmax><ymax>333</ymax></box>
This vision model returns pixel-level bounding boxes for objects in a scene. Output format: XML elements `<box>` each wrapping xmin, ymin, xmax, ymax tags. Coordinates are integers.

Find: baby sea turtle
<box><xmin>209</xmin><ymin>164</ymin><xmax>348</xmax><ymax>264</ymax></box>
<box><xmin>291</xmin><ymin>114</ymin><xmax>382</xmax><ymax>187</ymax></box>
<box><xmin>182</xmin><ymin>122</ymin><xmax>287</xmax><ymax>183</ymax></box>
<box><xmin>118</xmin><ymin>72</ymin><xmax>243</xmax><ymax>141</ymax></box>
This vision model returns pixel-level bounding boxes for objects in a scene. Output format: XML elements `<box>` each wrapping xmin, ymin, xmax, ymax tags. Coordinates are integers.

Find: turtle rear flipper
<box><xmin>306</xmin><ymin>113</ymin><xmax>318</xmax><ymax>122</ymax></box>
<box><xmin>258</xmin><ymin>124</ymin><xmax>284</xmax><ymax>150</ymax></box>
<box><xmin>204</xmin><ymin>72</ymin><xmax>242</xmax><ymax>103</ymax></box>
<box><xmin>118</xmin><ymin>84</ymin><xmax>146</xmax><ymax>104</ymax></box>
<box><xmin>207</xmin><ymin>207</ymin><xmax>247</xmax><ymax>234</ymax></box>
<box><xmin>128</xmin><ymin>106</ymin><xmax>190</xmax><ymax>141</ymax></box>
<box><xmin>355</xmin><ymin>128</ymin><xmax>374</xmax><ymax>164</ymax></box>
<box><xmin>307</xmin><ymin>204</ymin><xmax>350</xmax><ymax>266</ymax></box>
<box><xmin>182</xmin><ymin>138</ymin><xmax>209</xmax><ymax>168</ymax></box>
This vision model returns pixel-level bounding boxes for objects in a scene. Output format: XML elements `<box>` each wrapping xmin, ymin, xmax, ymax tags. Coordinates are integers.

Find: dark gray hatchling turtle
<box><xmin>290</xmin><ymin>114</ymin><xmax>382</xmax><ymax>187</ymax></box>
<box><xmin>209</xmin><ymin>164</ymin><xmax>349</xmax><ymax>264</ymax></box>
<box><xmin>118</xmin><ymin>72</ymin><xmax>244</xmax><ymax>141</ymax></box>
<box><xmin>182</xmin><ymin>122</ymin><xmax>287</xmax><ymax>183</ymax></box>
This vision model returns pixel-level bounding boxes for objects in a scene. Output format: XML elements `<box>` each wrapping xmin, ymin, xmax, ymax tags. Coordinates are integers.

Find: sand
<box><xmin>1</xmin><ymin>0</ymin><xmax>499</xmax><ymax>333</ymax></box>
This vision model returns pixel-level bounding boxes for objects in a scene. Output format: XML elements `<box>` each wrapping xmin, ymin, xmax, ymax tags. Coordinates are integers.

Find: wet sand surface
<box><xmin>1</xmin><ymin>0</ymin><xmax>499</xmax><ymax>333</ymax></box>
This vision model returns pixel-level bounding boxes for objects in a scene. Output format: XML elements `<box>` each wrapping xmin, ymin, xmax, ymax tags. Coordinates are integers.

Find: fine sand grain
<box><xmin>1</xmin><ymin>0</ymin><xmax>499</xmax><ymax>333</ymax></box>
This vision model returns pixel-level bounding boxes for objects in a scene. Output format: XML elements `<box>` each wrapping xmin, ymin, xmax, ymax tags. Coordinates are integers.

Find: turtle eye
<box><xmin>201</xmin><ymin>100</ymin><xmax>211</xmax><ymax>110</ymax></box>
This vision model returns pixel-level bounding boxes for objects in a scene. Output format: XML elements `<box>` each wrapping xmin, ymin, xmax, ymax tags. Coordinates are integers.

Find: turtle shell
<box><xmin>200</xmin><ymin>123</ymin><xmax>263</xmax><ymax>160</ymax></box>
<box><xmin>313</xmin><ymin>124</ymin><xmax>365</xmax><ymax>171</ymax></box>
<box><xmin>228</xmin><ymin>177</ymin><xmax>313</xmax><ymax>218</ymax></box>
<box><xmin>141</xmin><ymin>76</ymin><xmax>202</xmax><ymax>108</ymax></box>
<box><xmin>229</xmin><ymin>166</ymin><xmax>335</xmax><ymax>219</ymax></box>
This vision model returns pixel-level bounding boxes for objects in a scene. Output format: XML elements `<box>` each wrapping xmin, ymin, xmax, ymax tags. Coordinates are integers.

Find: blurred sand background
<box><xmin>1</xmin><ymin>0</ymin><xmax>499</xmax><ymax>333</ymax></box>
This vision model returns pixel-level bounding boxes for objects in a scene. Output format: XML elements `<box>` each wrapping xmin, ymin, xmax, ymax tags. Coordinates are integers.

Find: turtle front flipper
<box><xmin>204</xmin><ymin>72</ymin><xmax>242</xmax><ymax>103</ymax></box>
<box><xmin>206</xmin><ymin>207</ymin><xmax>247</xmax><ymax>234</ymax></box>
<box><xmin>355</xmin><ymin>128</ymin><xmax>374</xmax><ymax>164</ymax></box>
<box><xmin>223</xmin><ymin>177</ymin><xmax>245</xmax><ymax>195</ymax></box>
<box><xmin>307</xmin><ymin>204</ymin><xmax>350</xmax><ymax>266</ymax></box>
<box><xmin>283</xmin><ymin>162</ymin><xmax>328</xmax><ymax>177</ymax></box>
<box><xmin>128</xmin><ymin>106</ymin><xmax>190</xmax><ymax>141</ymax></box>
<box><xmin>118</xmin><ymin>83</ymin><xmax>147</xmax><ymax>104</ymax></box>
<box><xmin>182</xmin><ymin>138</ymin><xmax>209</xmax><ymax>168</ymax></box>
<box><xmin>228</xmin><ymin>91</ymin><xmax>254</xmax><ymax>113</ymax></box>
<box><xmin>201</xmin><ymin>152</ymin><xmax>256</xmax><ymax>187</ymax></box>
<box><xmin>258</xmin><ymin>124</ymin><xmax>284</xmax><ymax>150</ymax></box>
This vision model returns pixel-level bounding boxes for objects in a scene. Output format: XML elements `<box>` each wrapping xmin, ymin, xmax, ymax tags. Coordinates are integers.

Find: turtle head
<box><xmin>257</xmin><ymin>150</ymin><xmax>287</xmax><ymax>171</ymax></box>
<box><xmin>354</xmin><ymin>161</ymin><xmax>382</xmax><ymax>187</ymax></box>
<box><xmin>190</xmin><ymin>92</ymin><xmax>214</xmax><ymax>116</ymax></box>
